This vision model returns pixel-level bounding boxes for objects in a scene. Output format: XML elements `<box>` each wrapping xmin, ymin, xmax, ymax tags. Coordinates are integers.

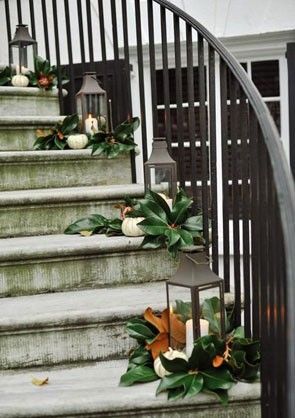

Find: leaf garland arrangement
<box><xmin>88</xmin><ymin>117</ymin><xmax>140</xmax><ymax>158</ymax></box>
<box><xmin>119</xmin><ymin>297</ymin><xmax>260</xmax><ymax>405</ymax></box>
<box><xmin>34</xmin><ymin>113</ymin><xmax>139</xmax><ymax>155</ymax></box>
<box><xmin>34</xmin><ymin>114</ymin><xmax>80</xmax><ymax>150</ymax></box>
<box><xmin>64</xmin><ymin>189</ymin><xmax>205</xmax><ymax>257</ymax></box>
<box><xmin>0</xmin><ymin>56</ymin><xmax>68</xmax><ymax>90</ymax></box>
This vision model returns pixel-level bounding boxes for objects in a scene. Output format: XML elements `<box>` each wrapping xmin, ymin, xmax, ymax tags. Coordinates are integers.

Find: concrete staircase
<box><xmin>0</xmin><ymin>87</ymin><xmax>260</xmax><ymax>417</ymax></box>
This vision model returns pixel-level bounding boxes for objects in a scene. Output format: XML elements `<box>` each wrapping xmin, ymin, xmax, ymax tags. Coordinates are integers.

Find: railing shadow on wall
<box><xmin>2</xmin><ymin>0</ymin><xmax>295</xmax><ymax>416</ymax></box>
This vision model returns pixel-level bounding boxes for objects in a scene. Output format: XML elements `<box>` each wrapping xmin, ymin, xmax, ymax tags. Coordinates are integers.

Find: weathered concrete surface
<box><xmin>0</xmin><ymin>235</ymin><xmax>178</xmax><ymax>297</ymax></box>
<box><xmin>0</xmin><ymin>284</ymin><xmax>233</xmax><ymax>369</ymax></box>
<box><xmin>0</xmin><ymin>360</ymin><xmax>261</xmax><ymax>417</ymax></box>
<box><xmin>0</xmin><ymin>86</ymin><xmax>66</xmax><ymax>116</ymax></box>
<box><xmin>0</xmin><ymin>184</ymin><xmax>145</xmax><ymax>237</ymax></box>
<box><xmin>0</xmin><ymin>150</ymin><xmax>132</xmax><ymax>191</ymax></box>
<box><xmin>0</xmin><ymin>116</ymin><xmax>65</xmax><ymax>151</ymax></box>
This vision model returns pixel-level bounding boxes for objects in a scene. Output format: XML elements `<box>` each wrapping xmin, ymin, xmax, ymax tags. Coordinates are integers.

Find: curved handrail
<box><xmin>153</xmin><ymin>0</ymin><xmax>295</xmax><ymax>413</ymax></box>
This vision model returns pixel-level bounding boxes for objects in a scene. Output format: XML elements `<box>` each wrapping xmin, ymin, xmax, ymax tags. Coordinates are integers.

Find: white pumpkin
<box><xmin>11</xmin><ymin>74</ymin><xmax>29</xmax><ymax>87</ymax></box>
<box><xmin>121</xmin><ymin>217</ymin><xmax>145</xmax><ymax>237</ymax></box>
<box><xmin>67</xmin><ymin>134</ymin><xmax>88</xmax><ymax>150</ymax></box>
<box><xmin>154</xmin><ymin>348</ymin><xmax>188</xmax><ymax>378</ymax></box>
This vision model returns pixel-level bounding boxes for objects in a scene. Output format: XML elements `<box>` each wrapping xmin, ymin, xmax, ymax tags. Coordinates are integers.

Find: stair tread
<box><xmin>0</xmin><ymin>281</ymin><xmax>179</xmax><ymax>330</ymax></box>
<box><xmin>0</xmin><ymin>234</ymin><xmax>147</xmax><ymax>261</ymax></box>
<box><xmin>0</xmin><ymin>149</ymin><xmax>128</xmax><ymax>160</ymax></box>
<box><xmin>0</xmin><ymin>183</ymin><xmax>145</xmax><ymax>205</ymax></box>
<box><xmin>0</xmin><ymin>116</ymin><xmax>64</xmax><ymax>125</ymax></box>
<box><xmin>0</xmin><ymin>360</ymin><xmax>260</xmax><ymax>417</ymax></box>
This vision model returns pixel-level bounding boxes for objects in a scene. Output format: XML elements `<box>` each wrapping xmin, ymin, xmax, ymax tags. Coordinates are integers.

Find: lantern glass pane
<box><xmin>148</xmin><ymin>165</ymin><xmax>173</xmax><ymax>197</ymax></box>
<box><xmin>168</xmin><ymin>286</ymin><xmax>191</xmax><ymax>352</ymax></box>
<box><xmin>11</xmin><ymin>44</ymin><xmax>35</xmax><ymax>73</ymax></box>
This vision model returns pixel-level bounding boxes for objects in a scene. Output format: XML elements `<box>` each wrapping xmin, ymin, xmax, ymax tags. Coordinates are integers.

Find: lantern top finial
<box><xmin>10</xmin><ymin>24</ymin><xmax>37</xmax><ymax>47</ymax></box>
<box><xmin>76</xmin><ymin>72</ymin><xmax>106</xmax><ymax>96</ymax></box>
<box><xmin>144</xmin><ymin>137</ymin><xmax>176</xmax><ymax>166</ymax></box>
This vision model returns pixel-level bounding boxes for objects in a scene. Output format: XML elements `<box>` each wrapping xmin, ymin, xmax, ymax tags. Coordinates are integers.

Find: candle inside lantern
<box><xmin>85</xmin><ymin>114</ymin><xmax>98</xmax><ymax>135</ymax></box>
<box><xmin>185</xmin><ymin>318</ymin><xmax>209</xmax><ymax>357</ymax></box>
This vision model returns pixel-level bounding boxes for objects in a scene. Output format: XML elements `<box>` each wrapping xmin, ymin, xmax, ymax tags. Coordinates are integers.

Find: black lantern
<box><xmin>9</xmin><ymin>24</ymin><xmax>37</xmax><ymax>74</ymax></box>
<box><xmin>144</xmin><ymin>137</ymin><xmax>177</xmax><ymax>199</ymax></box>
<box><xmin>166</xmin><ymin>252</ymin><xmax>225</xmax><ymax>355</ymax></box>
<box><xmin>76</xmin><ymin>72</ymin><xmax>108</xmax><ymax>135</ymax></box>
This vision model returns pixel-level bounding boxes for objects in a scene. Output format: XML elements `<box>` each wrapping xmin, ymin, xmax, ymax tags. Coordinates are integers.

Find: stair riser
<box><xmin>0</xmin><ymin>249</ymin><xmax>177</xmax><ymax>297</ymax></box>
<box><xmin>0</xmin><ymin>157</ymin><xmax>131</xmax><ymax>191</ymax></box>
<box><xmin>0</xmin><ymin>87</ymin><xmax>61</xmax><ymax>117</ymax></box>
<box><xmin>0</xmin><ymin>320</ymin><xmax>132</xmax><ymax>369</ymax></box>
<box><xmin>0</xmin><ymin>200</ymin><xmax>122</xmax><ymax>237</ymax></box>
<box><xmin>0</xmin><ymin>125</ymin><xmax>55</xmax><ymax>151</ymax></box>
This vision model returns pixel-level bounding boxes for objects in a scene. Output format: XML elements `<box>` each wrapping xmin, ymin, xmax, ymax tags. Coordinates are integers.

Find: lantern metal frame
<box><xmin>9</xmin><ymin>24</ymin><xmax>37</xmax><ymax>73</ymax></box>
<box><xmin>144</xmin><ymin>137</ymin><xmax>178</xmax><ymax>199</ymax></box>
<box><xmin>75</xmin><ymin>72</ymin><xmax>108</xmax><ymax>134</ymax></box>
<box><xmin>166</xmin><ymin>252</ymin><xmax>225</xmax><ymax>344</ymax></box>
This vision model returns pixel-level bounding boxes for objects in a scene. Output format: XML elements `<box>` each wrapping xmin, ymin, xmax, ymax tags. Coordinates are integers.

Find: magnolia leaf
<box><xmin>64</xmin><ymin>214</ymin><xmax>107</xmax><ymax>234</ymax></box>
<box><xmin>201</xmin><ymin>369</ymin><xmax>235</xmax><ymax>391</ymax></box>
<box><xmin>145</xmin><ymin>189</ymin><xmax>171</xmax><ymax>219</ymax></box>
<box><xmin>120</xmin><ymin>365</ymin><xmax>158</xmax><ymax>386</ymax></box>
<box><xmin>175</xmin><ymin>300</ymin><xmax>191</xmax><ymax>323</ymax></box>
<box><xmin>144</xmin><ymin>307</ymin><xmax>169</xmax><ymax>334</ymax></box>
<box><xmin>139</xmin><ymin>199</ymin><xmax>168</xmax><ymax>223</ymax></box>
<box><xmin>204</xmin><ymin>388</ymin><xmax>229</xmax><ymax>405</ymax></box>
<box><xmin>141</xmin><ymin>235</ymin><xmax>164</xmax><ymax>249</ymax></box>
<box><xmin>32</xmin><ymin>377</ymin><xmax>49</xmax><ymax>386</ymax></box>
<box><xmin>156</xmin><ymin>372</ymin><xmax>189</xmax><ymax>395</ymax></box>
<box><xmin>184</xmin><ymin>373</ymin><xmax>204</xmax><ymax>398</ymax></box>
<box><xmin>168</xmin><ymin>386</ymin><xmax>185</xmax><ymax>400</ymax></box>
<box><xmin>182</xmin><ymin>215</ymin><xmax>203</xmax><ymax>235</ymax></box>
<box><xmin>126</xmin><ymin>319</ymin><xmax>157</xmax><ymax>343</ymax></box>
<box><xmin>159</xmin><ymin>352</ymin><xmax>189</xmax><ymax>374</ymax></box>
<box><xmin>137</xmin><ymin>217</ymin><xmax>168</xmax><ymax>236</ymax></box>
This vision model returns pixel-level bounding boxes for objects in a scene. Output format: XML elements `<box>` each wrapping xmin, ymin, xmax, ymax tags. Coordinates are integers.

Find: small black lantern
<box><xmin>76</xmin><ymin>72</ymin><xmax>108</xmax><ymax>135</ymax></box>
<box><xmin>166</xmin><ymin>252</ymin><xmax>225</xmax><ymax>354</ymax></box>
<box><xmin>9</xmin><ymin>24</ymin><xmax>37</xmax><ymax>73</ymax></box>
<box><xmin>144</xmin><ymin>137</ymin><xmax>177</xmax><ymax>199</ymax></box>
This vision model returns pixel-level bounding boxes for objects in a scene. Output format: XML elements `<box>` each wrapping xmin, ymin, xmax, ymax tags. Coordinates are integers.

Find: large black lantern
<box><xmin>144</xmin><ymin>137</ymin><xmax>177</xmax><ymax>199</ymax></box>
<box><xmin>76</xmin><ymin>72</ymin><xmax>108</xmax><ymax>135</ymax></box>
<box><xmin>166</xmin><ymin>252</ymin><xmax>225</xmax><ymax>356</ymax></box>
<box><xmin>9</xmin><ymin>24</ymin><xmax>37</xmax><ymax>73</ymax></box>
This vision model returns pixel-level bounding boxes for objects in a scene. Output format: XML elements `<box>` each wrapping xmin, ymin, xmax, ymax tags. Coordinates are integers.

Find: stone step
<box><xmin>0</xmin><ymin>150</ymin><xmax>132</xmax><ymax>191</ymax></box>
<box><xmin>0</xmin><ymin>281</ymin><xmax>228</xmax><ymax>369</ymax></box>
<box><xmin>0</xmin><ymin>86</ymin><xmax>65</xmax><ymax>116</ymax></box>
<box><xmin>0</xmin><ymin>184</ymin><xmax>145</xmax><ymax>238</ymax></box>
<box><xmin>0</xmin><ymin>360</ymin><xmax>261</xmax><ymax>418</ymax></box>
<box><xmin>0</xmin><ymin>116</ymin><xmax>65</xmax><ymax>151</ymax></box>
<box><xmin>0</xmin><ymin>235</ymin><xmax>178</xmax><ymax>297</ymax></box>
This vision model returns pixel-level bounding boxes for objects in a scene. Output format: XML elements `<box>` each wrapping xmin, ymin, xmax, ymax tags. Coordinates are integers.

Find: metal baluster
<box><xmin>147</xmin><ymin>0</ymin><xmax>158</xmax><ymax>138</ymax></box>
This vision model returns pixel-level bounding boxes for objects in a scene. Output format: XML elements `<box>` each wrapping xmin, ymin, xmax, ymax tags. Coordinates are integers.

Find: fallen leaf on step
<box><xmin>79</xmin><ymin>230</ymin><xmax>93</xmax><ymax>237</ymax></box>
<box><xmin>32</xmin><ymin>377</ymin><xmax>49</xmax><ymax>386</ymax></box>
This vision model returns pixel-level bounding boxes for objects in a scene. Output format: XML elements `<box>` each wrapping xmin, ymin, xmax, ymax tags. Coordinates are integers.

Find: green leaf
<box><xmin>126</xmin><ymin>321</ymin><xmax>157</xmax><ymax>343</ymax></box>
<box><xmin>145</xmin><ymin>189</ymin><xmax>171</xmax><ymax>219</ymax></box>
<box><xmin>159</xmin><ymin>352</ymin><xmax>189</xmax><ymax>374</ymax></box>
<box><xmin>170</xmin><ymin>191</ymin><xmax>193</xmax><ymax>225</ymax></box>
<box><xmin>178</xmin><ymin>228</ymin><xmax>194</xmax><ymax>247</ymax></box>
<box><xmin>156</xmin><ymin>372</ymin><xmax>190</xmax><ymax>395</ymax></box>
<box><xmin>201</xmin><ymin>369</ymin><xmax>235</xmax><ymax>391</ymax></box>
<box><xmin>204</xmin><ymin>389</ymin><xmax>229</xmax><ymax>405</ymax></box>
<box><xmin>167</xmin><ymin>387</ymin><xmax>185</xmax><ymax>400</ymax></box>
<box><xmin>54</xmin><ymin>136</ymin><xmax>66</xmax><ymax>150</ymax></box>
<box><xmin>184</xmin><ymin>373</ymin><xmax>204</xmax><ymax>398</ymax></box>
<box><xmin>137</xmin><ymin>217</ymin><xmax>168</xmax><ymax>236</ymax></box>
<box><xmin>188</xmin><ymin>340</ymin><xmax>213</xmax><ymax>371</ymax></box>
<box><xmin>139</xmin><ymin>199</ymin><xmax>168</xmax><ymax>223</ymax></box>
<box><xmin>64</xmin><ymin>214</ymin><xmax>107</xmax><ymax>234</ymax></box>
<box><xmin>164</xmin><ymin>229</ymin><xmax>181</xmax><ymax>250</ymax></box>
<box><xmin>61</xmin><ymin>114</ymin><xmax>79</xmax><ymax>134</ymax></box>
<box><xmin>120</xmin><ymin>365</ymin><xmax>158</xmax><ymax>386</ymax></box>
<box><xmin>201</xmin><ymin>297</ymin><xmax>227</xmax><ymax>336</ymax></box>
<box><xmin>141</xmin><ymin>235</ymin><xmax>164</xmax><ymax>249</ymax></box>
<box><xmin>175</xmin><ymin>300</ymin><xmax>192</xmax><ymax>323</ymax></box>
<box><xmin>182</xmin><ymin>215</ymin><xmax>204</xmax><ymax>237</ymax></box>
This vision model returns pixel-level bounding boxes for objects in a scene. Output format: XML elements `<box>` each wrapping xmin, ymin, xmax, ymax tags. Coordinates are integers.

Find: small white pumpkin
<box><xmin>154</xmin><ymin>348</ymin><xmax>188</xmax><ymax>378</ymax></box>
<box><xmin>121</xmin><ymin>217</ymin><xmax>145</xmax><ymax>237</ymax></box>
<box><xmin>67</xmin><ymin>134</ymin><xmax>88</xmax><ymax>150</ymax></box>
<box><xmin>11</xmin><ymin>74</ymin><xmax>29</xmax><ymax>87</ymax></box>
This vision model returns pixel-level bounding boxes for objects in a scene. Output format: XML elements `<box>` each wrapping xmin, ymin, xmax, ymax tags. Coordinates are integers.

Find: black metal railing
<box><xmin>2</xmin><ymin>0</ymin><xmax>295</xmax><ymax>416</ymax></box>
